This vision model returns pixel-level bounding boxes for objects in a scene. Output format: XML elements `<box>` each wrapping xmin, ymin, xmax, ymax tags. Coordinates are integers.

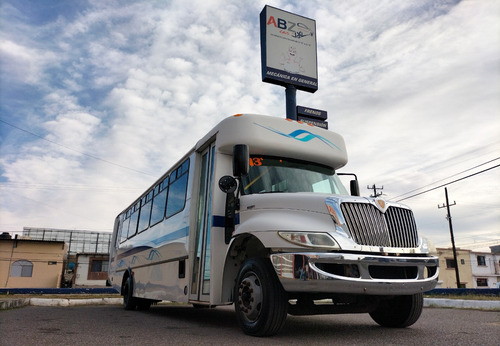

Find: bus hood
<box><xmin>240</xmin><ymin>192</ymin><xmax>334</xmax><ymax>215</ymax></box>
<box><xmin>239</xmin><ymin>192</ymin><xmax>403</xmax><ymax>216</ymax></box>
<box><xmin>237</xmin><ymin>193</ymin><xmax>428</xmax><ymax>254</ymax></box>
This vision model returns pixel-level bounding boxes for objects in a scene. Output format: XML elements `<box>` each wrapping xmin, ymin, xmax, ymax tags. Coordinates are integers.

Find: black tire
<box><xmin>136</xmin><ymin>298</ymin><xmax>152</xmax><ymax>311</ymax></box>
<box><xmin>234</xmin><ymin>258</ymin><xmax>288</xmax><ymax>337</ymax></box>
<box><xmin>192</xmin><ymin>304</ymin><xmax>209</xmax><ymax>309</ymax></box>
<box><xmin>123</xmin><ymin>276</ymin><xmax>138</xmax><ymax>310</ymax></box>
<box><xmin>369</xmin><ymin>293</ymin><xmax>423</xmax><ymax>328</ymax></box>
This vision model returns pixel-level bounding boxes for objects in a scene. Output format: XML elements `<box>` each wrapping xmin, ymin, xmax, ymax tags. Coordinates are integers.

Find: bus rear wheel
<box><xmin>123</xmin><ymin>276</ymin><xmax>138</xmax><ymax>310</ymax></box>
<box><xmin>369</xmin><ymin>293</ymin><xmax>423</xmax><ymax>328</ymax></box>
<box><xmin>234</xmin><ymin>258</ymin><xmax>288</xmax><ymax>337</ymax></box>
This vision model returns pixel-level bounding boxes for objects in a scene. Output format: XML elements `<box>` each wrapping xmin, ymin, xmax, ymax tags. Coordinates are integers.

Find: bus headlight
<box><xmin>421</xmin><ymin>236</ymin><xmax>437</xmax><ymax>255</ymax></box>
<box><xmin>278</xmin><ymin>232</ymin><xmax>340</xmax><ymax>249</ymax></box>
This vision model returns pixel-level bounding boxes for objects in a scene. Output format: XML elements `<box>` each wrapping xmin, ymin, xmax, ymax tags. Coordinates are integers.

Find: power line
<box><xmin>395</xmin><ymin>164</ymin><xmax>500</xmax><ymax>202</ymax></box>
<box><xmin>0</xmin><ymin>118</ymin><xmax>155</xmax><ymax>177</ymax></box>
<box><xmin>0</xmin><ymin>182</ymin><xmax>143</xmax><ymax>192</ymax></box>
<box><xmin>393</xmin><ymin>157</ymin><xmax>500</xmax><ymax>200</ymax></box>
<box><xmin>457</xmin><ymin>240</ymin><xmax>500</xmax><ymax>249</ymax></box>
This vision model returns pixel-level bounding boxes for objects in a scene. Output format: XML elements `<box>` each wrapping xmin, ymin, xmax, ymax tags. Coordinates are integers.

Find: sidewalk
<box><xmin>0</xmin><ymin>297</ymin><xmax>122</xmax><ymax>309</ymax></box>
<box><xmin>2</xmin><ymin>297</ymin><xmax>499</xmax><ymax>311</ymax></box>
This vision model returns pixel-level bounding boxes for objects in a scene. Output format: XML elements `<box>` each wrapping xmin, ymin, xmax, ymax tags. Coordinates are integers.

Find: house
<box><xmin>436</xmin><ymin>247</ymin><xmax>473</xmax><ymax>288</ymax></box>
<box><xmin>21</xmin><ymin>227</ymin><xmax>113</xmax><ymax>287</ymax></box>
<box><xmin>74</xmin><ymin>253</ymin><xmax>109</xmax><ymax>287</ymax></box>
<box><xmin>436</xmin><ymin>246</ymin><xmax>500</xmax><ymax>289</ymax></box>
<box><xmin>0</xmin><ymin>233</ymin><xmax>67</xmax><ymax>288</ymax></box>
<box><xmin>469</xmin><ymin>248</ymin><xmax>500</xmax><ymax>288</ymax></box>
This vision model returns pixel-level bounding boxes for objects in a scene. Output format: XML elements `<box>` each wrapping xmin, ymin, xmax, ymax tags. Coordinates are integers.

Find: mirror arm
<box><xmin>337</xmin><ymin>172</ymin><xmax>360</xmax><ymax>197</ymax></box>
<box><xmin>224</xmin><ymin>192</ymin><xmax>236</xmax><ymax>244</ymax></box>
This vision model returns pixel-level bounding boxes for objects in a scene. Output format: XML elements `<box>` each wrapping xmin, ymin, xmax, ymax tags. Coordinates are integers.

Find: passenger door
<box><xmin>190</xmin><ymin>143</ymin><xmax>215</xmax><ymax>302</ymax></box>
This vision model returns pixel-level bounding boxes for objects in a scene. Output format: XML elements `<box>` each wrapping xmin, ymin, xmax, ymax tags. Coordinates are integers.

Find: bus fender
<box><xmin>120</xmin><ymin>267</ymin><xmax>134</xmax><ymax>295</ymax></box>
<box><xmin>221</xmin><ymin>234</ymin><xmax>268</xmax><ymax>303</ymax></box>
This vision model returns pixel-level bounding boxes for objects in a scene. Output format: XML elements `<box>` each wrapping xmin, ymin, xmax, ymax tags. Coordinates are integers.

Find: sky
<box><xmin>1</xmin><ymin>0</ymin><xmax>499</xmax><ymax>252</ymax></box>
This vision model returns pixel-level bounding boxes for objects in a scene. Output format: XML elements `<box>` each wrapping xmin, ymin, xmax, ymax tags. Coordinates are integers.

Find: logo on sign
<box><xmin>266</xmin><ymin>15</ymin><xmax>314</xmax><ymax>39</ymax></box>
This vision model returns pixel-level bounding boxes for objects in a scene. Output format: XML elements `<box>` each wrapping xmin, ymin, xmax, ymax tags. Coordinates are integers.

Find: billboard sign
<box><xmin>260</xmin><ymin>5</ymin><xmax>318</xmax><ymax>93</ymax></box>
<box><xmin>296</xmin><ymin>106</ymin><xmax>327</xmax><ymax>120</ymax></box>
<box><xmin>297</xmin><ymin>116</ymin><xmax>328</xmax><ymax>129</ymax></box>
<box><xmin>297</xmin><ymin>106</ymin><xmax>328</xmax><ymax>129</ymax></box>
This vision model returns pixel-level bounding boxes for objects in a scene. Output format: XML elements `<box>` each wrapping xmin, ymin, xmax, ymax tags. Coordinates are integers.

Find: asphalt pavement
<box><xmin>1</xmin><ymin>296</ymin><xmax>499</xmax><ymax>310</ymax></box>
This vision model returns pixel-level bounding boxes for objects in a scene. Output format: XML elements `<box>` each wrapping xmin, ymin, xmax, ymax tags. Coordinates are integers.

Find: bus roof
<box><xmin>197</xmin><ymin>114</ymin><xmax>348</xmax><ymax>170</ymax></box>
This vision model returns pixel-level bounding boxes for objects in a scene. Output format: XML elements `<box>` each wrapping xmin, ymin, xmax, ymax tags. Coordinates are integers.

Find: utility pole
<box><xmin>367</xmin><ymin>184</ymin><xmax>383</xmax><ymax>198</ymax></box>
<box><xmin>438</xmin><ymin>187</ymin><xmax>461</xmax><ymax>288</ymax></box>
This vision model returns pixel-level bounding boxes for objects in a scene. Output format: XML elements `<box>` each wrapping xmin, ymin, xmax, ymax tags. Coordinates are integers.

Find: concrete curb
<box><xmin>0</xmin><ymin>297</ymin><xmax>122</xmax><ymax>309</ymax></box>
<box><xmin>0</xmin><ymin>298</ymin><xmax>30</xmax><ymax>310</ymax></box>
<box><xmin>28</xmin><ymin>297</ymin><xmax>123</xmax><ymax>307</ymax></box>
<box><xmin>424</xmin><ymin>298</ymin><xmax>500</xmax><ymax>311</ymax></box>
<box><xmin>1</xmin><ymin>297</ymin><xmax>499</xmax><ymax>311</ymax></box>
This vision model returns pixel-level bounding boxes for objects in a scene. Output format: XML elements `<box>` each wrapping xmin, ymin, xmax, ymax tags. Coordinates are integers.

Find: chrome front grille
<box><xmin>340</xmin><ymin>203</ymin><xmax>419</xmax><ymax>248</ymax></box>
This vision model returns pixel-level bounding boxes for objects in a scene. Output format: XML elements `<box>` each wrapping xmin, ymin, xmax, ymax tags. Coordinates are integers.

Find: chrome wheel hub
<box><xmin>237</xmin><ymin>272</ymin><xmax>263</xmax><ymax>322</ymax></box>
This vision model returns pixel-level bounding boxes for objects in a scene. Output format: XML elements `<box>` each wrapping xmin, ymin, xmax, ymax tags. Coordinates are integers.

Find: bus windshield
<box><xmin>241</xmin><ymin>156</ymin><xmax>349</xmax><ymax>195</ymax></box>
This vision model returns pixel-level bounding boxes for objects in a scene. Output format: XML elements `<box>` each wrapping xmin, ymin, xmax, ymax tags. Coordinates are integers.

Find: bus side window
<box><xmin>128</xmin><ymin>203</ymin><xmax>140</xmax><ymax>238</ymax></box>
<box><xmin>138</xmin><ymin>191</ymin><xmax>154</xmax><ymax>233</ymax></box>
<box><xmin>120</xmin><ymin>216</ymin><xmax>130</xmax><ymax>243</ymax></box>
<box><xmin>150</xmin><ymin>178</ymin><xmax>169</xmax><ymax>226</ymax></box>
<box><xmin>178</xmin><ymin>159</ymin><xmax>189</xmax><ymax>176</ymax></box>
<box><xmin>166</xmin><ymin>162</ymin><xmax>189</xmax><ymax>218</ymax></box>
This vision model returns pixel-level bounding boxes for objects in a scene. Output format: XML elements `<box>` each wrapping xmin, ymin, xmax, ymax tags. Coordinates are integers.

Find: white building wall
<box><xmin>74</xmin><ymin>254</ymin><xmax>107</xmax><ymax>286</ymax></box>
<box><xmin>469</xmin><ymin>251</ymin><xmax>500</xmax><ymax>288</ymax></box>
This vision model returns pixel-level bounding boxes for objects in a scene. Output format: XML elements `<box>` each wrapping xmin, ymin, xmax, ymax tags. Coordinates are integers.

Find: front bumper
<box><xmin>270</xmin><ymin>252</ymin><xmax>439</xmax><ymax>295</ymax></box>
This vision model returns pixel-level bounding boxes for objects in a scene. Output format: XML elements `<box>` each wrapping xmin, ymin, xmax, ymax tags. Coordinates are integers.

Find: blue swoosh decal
<box><xmin>147</xmin><ymin>249</ymin><xmax>161</xmax><ymax>261</ymax></box>
<box><xmin>255</xmin><ymin>123</ymin><xmax>342</xmax><ymax>151</ymax></box>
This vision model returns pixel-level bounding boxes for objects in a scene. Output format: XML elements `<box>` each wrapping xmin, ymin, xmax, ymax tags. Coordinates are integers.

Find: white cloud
<box><xmin>0</xmin><ymin>39</ymin><xmax>56</xmax><ymax>84</ymax></box>
<box><xmin>0</xmin><ymin>0</ymin><xmax>498</xmax><ymax>249</ymax></box>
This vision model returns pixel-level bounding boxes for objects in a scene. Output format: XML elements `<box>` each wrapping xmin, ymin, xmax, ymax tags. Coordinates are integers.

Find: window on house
<box><xmin>477</xmin><ymin>255</ymin><xmax>486</xmax><ymax>266</ymax></box>
<box><xmin>10</xmin><ymin>260</ymin><xmax>33</xmax><ymax>277</ymax></box>
<box><xmin>476</xmin><ymin>278</ymin><xmax>488</xmax><ymax>287</ymax></box>
<box><xmin>90</xmin><ymin>260</ymin><xmax>109</xmax><ymax>273</ymax></box>
<box><xmin>446</xmin><ymin>259</ymin><xmax>456</xmax><ymax>269</ymax></box>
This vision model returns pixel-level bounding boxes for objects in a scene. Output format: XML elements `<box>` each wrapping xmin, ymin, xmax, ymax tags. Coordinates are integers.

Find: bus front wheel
<box><xmin>234</xmin><ymin>258</ymin><xmax>288</xmax><ymax>337</ymax></box>
<box><xmin>369</xmin><ymin>293</ymin><xmax>423</xmax><ymax>328</ymax></box>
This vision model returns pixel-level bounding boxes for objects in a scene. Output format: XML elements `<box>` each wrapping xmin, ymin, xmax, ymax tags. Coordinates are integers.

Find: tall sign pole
<box><xmin>285</xmin><ymin>85</ymin><xmax>297</xmax><ymax>120</ymax></box>
<box><xmin>438</xmin><ymin>187</ymin><xmax>461</xmax><ymax>288</ymax></box>
<box><xmin>260</xmin><ymin>6</ymin><xmax>318</xmax><ymax>120</ymax></box>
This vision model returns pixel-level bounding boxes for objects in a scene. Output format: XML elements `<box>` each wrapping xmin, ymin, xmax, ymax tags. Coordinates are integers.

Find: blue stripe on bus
<box><xmin>212</xmin><ymin>215</ymin><xmax>225</xmax><ymax>227</ymax></box>
<box><xmin>212</xmin><ymin>214</ymin><xmax>240</xmax><ymax>227</ymax></box>
<box><xmin>117</xmin><ymin>246</ymin><xmax>152</xmax><ymax>260</ymax></box>
<box><xmin>151</xmin><ymin>226</ymin><xmax>189</xmax><ymax>245</ymax></box>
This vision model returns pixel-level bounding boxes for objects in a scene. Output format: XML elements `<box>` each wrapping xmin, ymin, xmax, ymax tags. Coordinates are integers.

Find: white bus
<box><xmin>108</xmin><ymin>114</ymin><xmax>438</xmax><ymax>336</ymax></box>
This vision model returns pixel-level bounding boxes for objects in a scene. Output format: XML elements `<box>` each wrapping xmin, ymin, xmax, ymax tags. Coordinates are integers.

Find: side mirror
<box><xmin>218</xmin><ymin>175</ymin><xmax>237</xmax><ymax>194</ymax></box>
<box><xmin>350</xmin><ymin>180</ymin><xmax>360</xmax><ymax>197</ymax></box>
<box><xmin>233</xmin><ymin>144</ymin><xmax>249</xmax><ymax>177</ymax></box>
<box><xmin>338</xmin><ymin>173</ymin><xmax>360</xmax><ymax>197</ymax></box>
